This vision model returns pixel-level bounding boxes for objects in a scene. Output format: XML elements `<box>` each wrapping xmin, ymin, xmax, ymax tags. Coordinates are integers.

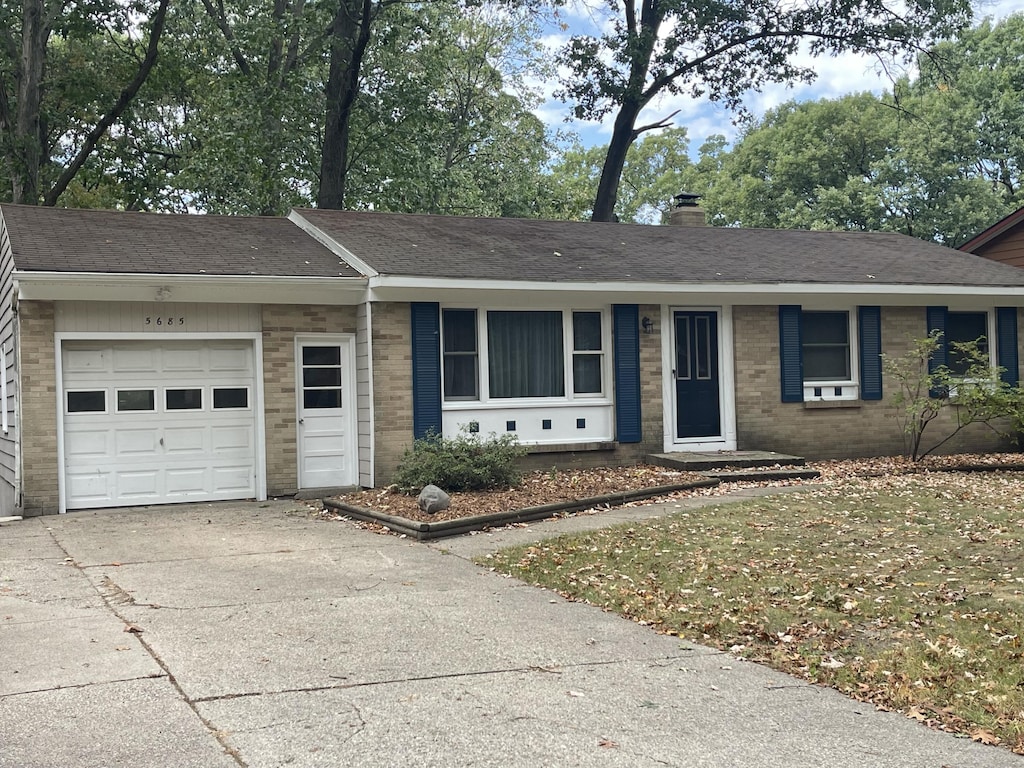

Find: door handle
<box><xmin>299</xmin><ymin>418</ymin><xmax>304</xmax><ymax>425</ymax></box>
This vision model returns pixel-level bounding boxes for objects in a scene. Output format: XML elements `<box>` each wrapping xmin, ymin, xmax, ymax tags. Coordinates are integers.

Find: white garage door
<box><xmin>61</xmin><ymin>340</ymin><xmax>258</xmax><ymax>510</ymax></box>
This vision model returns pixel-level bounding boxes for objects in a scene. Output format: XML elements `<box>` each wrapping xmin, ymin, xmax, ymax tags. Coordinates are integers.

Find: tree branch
<box><xmin>43</xmin><ymin>0</ymin><xmax>170</xmax><ymax>206</ymax></box>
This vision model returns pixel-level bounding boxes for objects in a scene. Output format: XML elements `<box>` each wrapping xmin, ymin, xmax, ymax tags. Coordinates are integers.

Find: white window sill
<box><xmin>803</xmin><ymin>382</ymin><xmax>859</xmax><ymax>402</ymax></box>
<box><xmin>443</xmin><ymin>398</ymin><xmax>613</xmax><ymax>410</ymax></box>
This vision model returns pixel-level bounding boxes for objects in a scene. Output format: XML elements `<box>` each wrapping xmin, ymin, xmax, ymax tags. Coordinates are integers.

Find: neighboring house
<box><xmin>4</xmin><ymin>203</ymin><xmax>1024</xmax><ymax>517</ymax></box>
<box><xmin>960</xmin><ymin>206</ymin><xmax>1024</xmax><ymax>267</ymax></box>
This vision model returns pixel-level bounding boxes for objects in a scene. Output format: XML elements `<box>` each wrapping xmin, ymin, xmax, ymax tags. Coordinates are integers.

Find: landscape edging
<box><xmin>322</xmin><ymin>478</ymin><xmax>721</xmax><ymax>541</ymax></box>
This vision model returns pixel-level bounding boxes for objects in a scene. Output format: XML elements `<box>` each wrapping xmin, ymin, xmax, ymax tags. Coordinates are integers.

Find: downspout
<box><xmin>11</xmin><ymin>279</ymin><xmax>21</xmax><ymax>513</ymax></box>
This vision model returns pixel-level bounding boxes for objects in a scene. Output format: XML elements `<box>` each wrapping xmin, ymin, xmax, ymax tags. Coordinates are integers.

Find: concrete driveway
<box><xmin>1</xmin><ymin>499</ymin><xmax>1019</xmax><ymax>767</ymax></box>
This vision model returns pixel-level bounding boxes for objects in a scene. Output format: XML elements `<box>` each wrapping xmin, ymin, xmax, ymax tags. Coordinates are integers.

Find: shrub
<box><xmin>391</xmin><ymin>430</ymin><xmax>527</xmax><ymax>493</ymax></box>
<box><xmin>884</xmin><ymin>332</ymin><xmax>1024</xmax><ymax>460</ymax></box>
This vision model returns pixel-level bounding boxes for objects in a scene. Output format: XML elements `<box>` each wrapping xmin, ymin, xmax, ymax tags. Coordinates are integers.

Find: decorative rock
<box><xmin>417</xmin><ymin>484</ymin><xmax>451</xmax><ymax>514</ymax></box>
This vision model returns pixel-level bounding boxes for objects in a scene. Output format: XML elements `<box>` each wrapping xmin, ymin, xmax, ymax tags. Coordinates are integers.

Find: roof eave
<box><xmin>14</xmin><ymin>270</ymin><xmax>368</xmax><ymax>305</ymax></box>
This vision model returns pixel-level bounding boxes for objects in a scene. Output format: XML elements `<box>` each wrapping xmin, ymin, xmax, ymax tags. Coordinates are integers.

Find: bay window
<box><xmin>441</xmin><ymin>308</ymin><xmax>607</xmax><ymax>402</ymax></box>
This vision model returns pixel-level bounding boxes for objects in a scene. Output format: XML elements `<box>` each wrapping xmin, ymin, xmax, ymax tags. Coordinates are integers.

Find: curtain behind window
<box><xmin>488</xmin><ymin>311</ymin><xmax>564</xmax><ymax>397</ymax></box>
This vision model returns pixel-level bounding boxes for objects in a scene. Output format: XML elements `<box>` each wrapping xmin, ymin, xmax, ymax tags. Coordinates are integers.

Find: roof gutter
<box><xmin>14</xmin><ymin>270</ymin><xmax>369</xmax><ymax>305</ymax></box>
<box><xmin>366</xmin><ymin>275</ymin><xmax>1024</xmax><ymax>306</ymax></box>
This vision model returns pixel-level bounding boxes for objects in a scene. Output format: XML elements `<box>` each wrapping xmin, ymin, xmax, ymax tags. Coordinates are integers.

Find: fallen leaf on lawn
<box><xmin>907</xmin><ymin>707</ymin><xmax>928</xmax><ymax>722</ymax></box>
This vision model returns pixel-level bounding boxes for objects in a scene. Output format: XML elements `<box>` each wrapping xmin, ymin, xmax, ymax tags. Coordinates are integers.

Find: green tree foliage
<box><xmin>0</xmin><ymin>0</ymin><xmax>170</xmax><ymax>205</ymax></box>
<box><xmin>690</xmin><ymin>14</ymin><xmax>1024</xmax><ymax>244</ymax></box>
<box><xmin>543</xmin><ymin>127</ymin><xmax>695</xmax><ymax>223</ymax></box>
<box><xmin>345</xmin><ymin>4</ymin><xmax>554</xmax><ymax>217</ymax></box>
<box><xmin>554</xmin><ymin>0</ymin><xmax>973</xmax><ymax>222</ymax></box>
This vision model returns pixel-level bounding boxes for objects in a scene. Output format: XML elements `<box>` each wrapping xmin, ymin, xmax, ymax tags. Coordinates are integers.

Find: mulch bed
<box><xmin>319</xmin><ymin>452</ymin><xmax>1024</xmax><ymax>538</ymax></box>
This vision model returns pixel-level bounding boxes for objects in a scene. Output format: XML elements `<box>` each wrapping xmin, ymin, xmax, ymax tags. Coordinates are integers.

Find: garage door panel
<box><xmin>64</xmin><ymin>349</ymin><xmax>109</xmax><ymax>374</ymax></box>
<box><xmin>65</xmin><ymin>429</ymin><xmax>112</xmax><ymax>458</ymax></box>
<box><xmin>166</xmin><ymin>468</ymin><xmax>209</xmax><ymax>494</ymax></box>
<box><xmin>62</xmin><ymin>340</ymin><xmax>258</xmax><ymax>510</ymax></box>
<box><xmin>115</xmin><ymin>429</ymin><xmax>160</xmax><ymax>456</ymax></box>
<box><xmin>210</xmin><ymin>347</ymin><xmax>251</xmax><ymax>371</ymax></box>
<box><xmin>163</xmin><ymin>427</ymin><xmax>207</xmax><ymax>454</ymax></box>
<box><xmin>211</xmin><ymin>425</ymin><xmax>252</xmax><ymax>452</ymax></box>
<box><xmin>117</xmin><ymin>471</ymin><xmax>161</xmax><ymax>498</ymax></box>
<box><xmin>162</xmin><ymin>346</ymin><xmax>206</xmax><ymax>372</ymax></box>
<box><xmin>112</xmin><ymin>347</ymin><xmax>159</xmax><ymax>373</ymax></box>
<box><xmin>66</xmin><ymin>472</ymin><xmax>113</xmax><ymax>503</ymax></box>
<box><xmin>212</xmin><ymin>466</ymin><xmax>256</xmax><ymax>493</ymax></box>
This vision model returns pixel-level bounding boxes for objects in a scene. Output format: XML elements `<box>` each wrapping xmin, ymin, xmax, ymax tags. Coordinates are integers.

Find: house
<box><xmin>959</xmin><ymin>206</ymin><xmax>1024</xmax><ymax>267</ymax></box>
<box><xmin>4</xmin><ymin>203</ymin><xmax>1024</xmax><ymax>517</ymax></box>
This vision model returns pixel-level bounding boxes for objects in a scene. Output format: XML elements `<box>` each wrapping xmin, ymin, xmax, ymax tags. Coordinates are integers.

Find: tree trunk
<box><xmin>316</xmin><ymin>0</ymin><xmax>374</xmax><ymax>210</ymax></box>
<box><xmin>591</xmin><ymin>100</ymin><xmax>641</xmax><ymax>222</ymax></box>
<box><xmin>13</xmin><ymin>0</ymin><xmax>49</xmax><ymax>204</ymax></box>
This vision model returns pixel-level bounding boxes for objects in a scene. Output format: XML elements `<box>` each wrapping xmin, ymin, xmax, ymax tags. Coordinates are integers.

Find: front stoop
<box><xmin>647</xmin><ymin>450</ymin><xmax>806</xmax><ymax>472</ymax></box>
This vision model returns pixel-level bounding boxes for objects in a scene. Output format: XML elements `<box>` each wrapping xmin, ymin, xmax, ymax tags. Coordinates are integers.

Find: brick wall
<box><xmin>261</xmin><ymin>304</ymin><xmax>357</xmax><ymax>495</ymax></box>
<box><xmin>19</xmin><ymin>300</ymin><xmax>58</xmax><ymax>515</ymax></box>
<box><xmin>733</xmin><ymin>305</ymin><xmax>1013</xmax><ymax>458</ymax></box>
<box><xmin>370</xmin><ymin>302</ymin><xmax>414</xmax><ymax>484</ymax></box>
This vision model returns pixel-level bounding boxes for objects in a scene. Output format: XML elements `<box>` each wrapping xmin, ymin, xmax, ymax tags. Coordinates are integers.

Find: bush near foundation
<box><xmin>392</xmin><ymin>430</ymin><xmax>526</xmax><ymax>493</ymax></box>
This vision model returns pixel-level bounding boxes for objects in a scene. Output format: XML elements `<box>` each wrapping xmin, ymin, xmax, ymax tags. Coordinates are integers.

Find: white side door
<box><xmin>296</xmin><ymin>336</ymin><xmax>357</xmax><ymax>489</ymax></box>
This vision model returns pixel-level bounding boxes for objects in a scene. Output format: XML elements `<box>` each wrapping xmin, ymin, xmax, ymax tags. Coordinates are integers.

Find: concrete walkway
<box><xmin>1</xmin><ymin>495</ymin><xmax>1019</xmax><ymax>767</ymax></box>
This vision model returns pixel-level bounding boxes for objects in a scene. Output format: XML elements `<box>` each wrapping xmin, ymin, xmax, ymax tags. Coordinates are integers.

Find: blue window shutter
<box><xmin>858</xmin><ymin>306</ymin><xmax>883</xmax><ymax>401</ymax></box>
<box><xmin>997</xmin><ymin>307</ymin><xmax>1019</xmax><ymax>386</ymax></box>
<box><xmin>410</xmin><ymin>302</ymin><xmax>442</xmax><ymax>439</ymax></box>
<box><xmin>613</xmin><ymin>304</ymin><xmax>642</xmax><ymax>443</ymax></box>
<box><xmin>926</xmin><ymin>306</ymin><xmax>948</xmax><ymax>398</ymax></box>
<box><xmin>778</xmin><ymin>305</ymin><xmax>803</xmax><ymax>403</ymax></box>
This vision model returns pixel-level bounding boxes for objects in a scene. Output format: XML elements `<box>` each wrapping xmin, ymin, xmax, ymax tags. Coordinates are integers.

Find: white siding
<box><xmin>0</xmin><ymin>218</ymin><xmax>16</xmax><ymax>515</ymax></box>
<box><xmin>55</xmin><ymin>301</ymin><xmax>261</xmax><ymax>334</ymax></box>
<box><xmin>356</xmin><ymin>302</ymin><xmax>373</xmax><ymax>487</ymax></box>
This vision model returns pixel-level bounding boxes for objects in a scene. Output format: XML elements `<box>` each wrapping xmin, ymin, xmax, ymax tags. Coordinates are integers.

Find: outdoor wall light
<box><xmin>641</xmin><ymin>316</ymin><xmax>654</xmax><ymax>334</ymax></box>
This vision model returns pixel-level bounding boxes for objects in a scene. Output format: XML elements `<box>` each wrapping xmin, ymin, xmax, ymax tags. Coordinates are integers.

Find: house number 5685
<box><xmin>145</xmin><ymin>317</ymin><xmax>185</xmax><ymax>326</ymax></box>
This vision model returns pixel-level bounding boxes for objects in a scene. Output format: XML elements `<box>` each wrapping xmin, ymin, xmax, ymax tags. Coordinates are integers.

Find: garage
<box><xmin>60</xmin><ymin>340</ymin><xmax>259</xmax><ymax>510</ymax></box>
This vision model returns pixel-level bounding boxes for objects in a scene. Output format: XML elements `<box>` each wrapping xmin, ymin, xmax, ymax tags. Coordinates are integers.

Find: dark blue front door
<box><xmin>675</xmin><ymin>311</ymin><xmax>721</xmax><ymax>439</ymax></box>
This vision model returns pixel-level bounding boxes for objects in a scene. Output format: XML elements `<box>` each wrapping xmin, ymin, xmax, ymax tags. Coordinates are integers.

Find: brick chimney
<box><xmin>669</xmin><ymin>192</ymin><xmax>706</xmax><ymax>227</ymax></box>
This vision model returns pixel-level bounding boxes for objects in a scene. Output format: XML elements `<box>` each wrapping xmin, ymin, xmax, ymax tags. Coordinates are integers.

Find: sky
<box><xmin>529</xmin><ymin>0</ymin><xmax>1024</xmax><ymax>156</ymax></box>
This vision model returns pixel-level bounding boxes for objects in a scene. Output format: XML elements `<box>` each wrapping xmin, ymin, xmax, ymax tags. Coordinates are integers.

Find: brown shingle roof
<box><xmin>295</xmin><ymin>208</ymin><xmax>1024</xmax><ymax>287</ymax></box>
<box><xmin>1</xmin><ymin>205</ymin><xmax>362</xmax><ymax>278</ymax></box>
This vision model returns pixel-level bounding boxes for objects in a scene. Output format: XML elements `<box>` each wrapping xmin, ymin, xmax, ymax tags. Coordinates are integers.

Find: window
<box><xmin>488</xmin><ymin>310</ymin><xmax>565</xmax><ymax>398</ymax></box>
<box><xmin>442</xmin><ymin>309</ymin><xmax>478</xmax><ymax>400</ymax></box>
<box><xmin>301</xmin><ymin>345</ymin><xmax>342</xmax><ymax>409</ymax></box>
<box><xmin>441</xmin><ymin>308</ymin><xmax>606</xmax><ymax>402</ymax></box>
<box><xmin>213</xmin><ymin>387</ymin><xmax>249</xmax><ymax>409</ymax></box>
<box><xmin>117</xmin><ymin>389</ymin><xmax>155</xmax><ymax>412</ymax></box>
<box><xmin>166</xmin><ymin>388</ymin><xmax>202</xmax><ymax>410</ymax></box>
<box><xmin>801</xmin><ymin>311</ymin><xmax>851</xmax><ymax>381</ymax></box>
<box><xmin>945</xmin><ymin>311</ymin><xmax>989</xmax><ymax>376</ymax></box>
<box><xmin>572</xmin><ymin>312</ymin><xmax>604</xmax><ymax>394</ymax></box>
<box><xmin>67</xmin><ymin>390</ymin><xmax>106</xmax><ymax>413</ymax></box>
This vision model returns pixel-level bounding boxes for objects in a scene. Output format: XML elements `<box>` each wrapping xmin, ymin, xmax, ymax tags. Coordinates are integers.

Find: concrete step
<box><xmin>647</xmin><ymin>450</ymin><xmax>806</xmax><ymax>472</ymax></box>
<box><xmin>704</xmin><ymin>468</ymin><xmax>820</xmax><ymax>482</ymax></box>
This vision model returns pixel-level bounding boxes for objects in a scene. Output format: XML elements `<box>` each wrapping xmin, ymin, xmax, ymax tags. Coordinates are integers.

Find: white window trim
<box><xmin>801</xmin><ymin>308</ymin><xmax>859</xmax><ymax>402</ymax></box>
<box><xmin>440</xmin><ymin>305</ymin><xmax>613</xmax><ymax>407</ymax></box>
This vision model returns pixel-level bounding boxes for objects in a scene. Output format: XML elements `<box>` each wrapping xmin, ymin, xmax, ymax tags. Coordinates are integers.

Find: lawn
<box><xmin>482</xmin><ymin>471</ymin><xmax>1024</xmax><ymax>753</ymax></box>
